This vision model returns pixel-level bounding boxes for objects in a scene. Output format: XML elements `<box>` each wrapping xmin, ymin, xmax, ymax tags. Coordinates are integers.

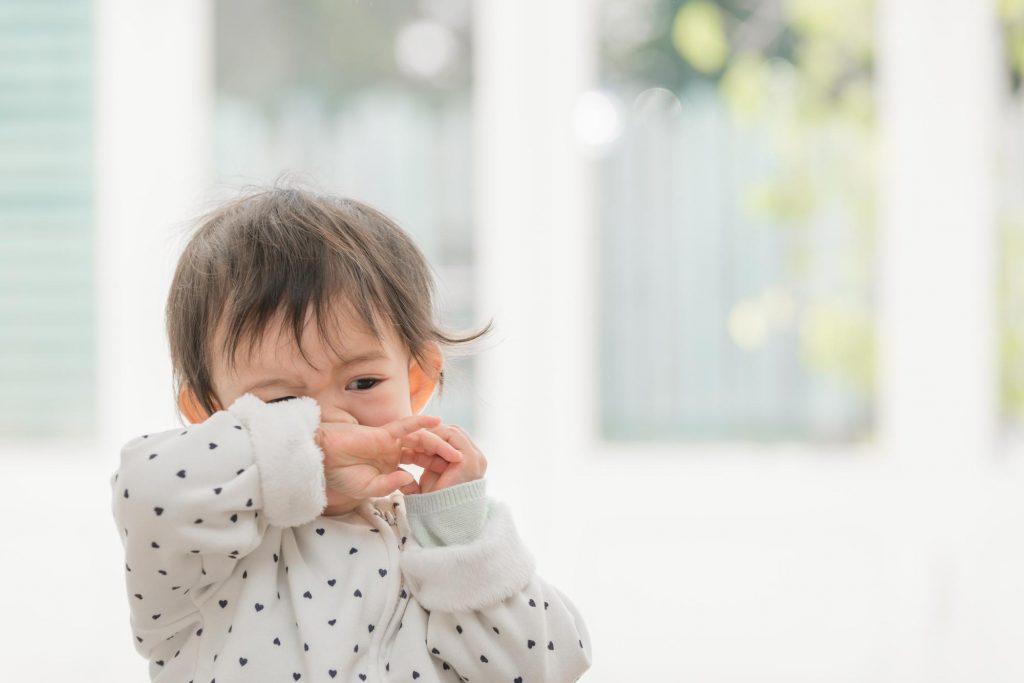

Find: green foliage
<box><xmin>1000</xmin><ymin>0</ymin><xmax>1024</xmax><ymax>91</ymax></box>
<box><xmin>999</xmin><ymin>2</ymin><xmax>1024</xmax><ymax>421</ymax></box>
<box><xmin>664</xmin><ymin>0</ymin><xmax>878</xmax><ymax>398</ymax></box>
<box><xmin>605</xmin><ymin>1</ymin><xmax>1024</xmax><ymax>423</ymax></box>
<box><xmin>1000</xmin><ymin>215</ymin><xmax>1024</xmax><ymax>418</ymax></box>
<box><xmin>671</xmin><ymin>2</ymin><xmax>730</xmax><ymax>74</ymax></box>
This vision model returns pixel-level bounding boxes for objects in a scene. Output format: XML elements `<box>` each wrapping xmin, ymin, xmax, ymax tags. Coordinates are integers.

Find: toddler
<box><xmin>110</xmin><ymin>187</ymin><xmax>592</xmax><ymax>682</ymax></box>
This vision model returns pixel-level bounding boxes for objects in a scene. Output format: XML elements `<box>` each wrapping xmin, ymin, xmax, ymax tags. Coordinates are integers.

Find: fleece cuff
<box><xmin>226</xmin><ymin>392</ymin><xmax>327</xmax><ymax>528</ymax></box>
<box><xmin>403</xmin><ymin>478</ymin><xmax>489</xmax><ymax>547</ymax></box>
<box><xmin>400</xmin><ymin>499</ymin><xmax>536</xmax><ymax>612</ymax></box>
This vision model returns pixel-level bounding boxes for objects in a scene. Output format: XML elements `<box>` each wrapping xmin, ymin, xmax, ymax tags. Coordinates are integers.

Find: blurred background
<box><xmin>0</xmin><ymin>0</ymin><xmax>1022</xmax><ymax>679</ymax></box>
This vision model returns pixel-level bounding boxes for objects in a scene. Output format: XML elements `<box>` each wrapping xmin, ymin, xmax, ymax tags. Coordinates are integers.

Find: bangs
<box><xmin>207</xmin><ymin>192</ymin><xmax>400</xmax><ymax>377</ymax></box>
<box><xmin>216</xmin><ymin>269</ymin><xmax>395</xmax><ymax>378</ymax></box>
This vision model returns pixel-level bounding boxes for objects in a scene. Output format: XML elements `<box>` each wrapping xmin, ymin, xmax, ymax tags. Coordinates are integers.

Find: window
<box><xmin>595</xmin><ymin>0</ymin><xmax>876</xmax><ymax>442</ymax></box>
<box><xmin>0</xmin><ymin>1</ymin><xmax>94</xmax><ymax>438</ymax></box>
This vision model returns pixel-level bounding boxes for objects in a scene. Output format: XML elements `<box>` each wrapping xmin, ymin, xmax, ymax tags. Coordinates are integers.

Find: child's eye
<box><xmin>348</xmin><ymin>378</ymin><xmax>381</xmax><ymax>391</ymax></box>
<box><xmin>267</xmin><ymin>396</ymin><xmax>298</xmax><ymax>404</ymax></box>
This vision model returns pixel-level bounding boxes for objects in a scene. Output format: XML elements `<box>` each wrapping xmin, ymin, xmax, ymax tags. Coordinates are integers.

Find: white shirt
<box><xmin>110</xmin><ymin>392</ymin><xmax>592</xmax><ymax>682</ymax></box>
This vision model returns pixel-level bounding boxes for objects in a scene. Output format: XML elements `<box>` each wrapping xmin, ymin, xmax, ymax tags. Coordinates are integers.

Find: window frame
<box><xmin>468</xmin><ymin>0</ymin><xmax>1001</xmax><ymax>518</ymax></box>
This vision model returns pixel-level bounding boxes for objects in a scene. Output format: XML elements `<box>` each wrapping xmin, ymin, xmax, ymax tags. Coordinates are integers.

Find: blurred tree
<box><xmin>998</xmin><ymin>0</ymin><xmax>1024</xmax><ymax>424</ymax></box>
<box><xmin>1000</xmin><ymin>0</ymin><xmax>1024</xmax><ymax>92</ymax></box>
<box><xmin>613</xmin><ymin>0</ymin><xmax>1024</xmax><ymax>427</ymax></box>
<box><xmin>602</xmin><ymin>0</ymin><xmax>876</xmax><ymax>401</ymax></box>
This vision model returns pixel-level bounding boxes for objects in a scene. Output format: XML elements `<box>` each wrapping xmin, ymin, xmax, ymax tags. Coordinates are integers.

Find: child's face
<box><xmin>208</xmin><ymin>300</ymin><xmax>437</xmax><ymax>429</ymax></box>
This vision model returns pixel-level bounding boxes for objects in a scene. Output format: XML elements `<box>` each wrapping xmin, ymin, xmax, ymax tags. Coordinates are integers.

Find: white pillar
<box><xmin>877</xmin><ymin>0</ymin><xmax>999</xmax><ymax>679</ymax></box>
<box><xmin>472</xmin><ymin>0</ymin><xmax>595</xmax><ymax>554</ymax></box>
<box><xmin>94</xmin><ymin>0</ymin><xmax>214</xmax><ymax>458</ymax></box>
<box><xmin>877</xmin><ymin>0</ymin><xmax>998</xmax><ymax>469</ymax></box>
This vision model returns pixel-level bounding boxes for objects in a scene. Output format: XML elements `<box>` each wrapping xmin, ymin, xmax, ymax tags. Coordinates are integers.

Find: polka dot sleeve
<box><xmin>422</xmin><ymin>577</ymin><xmax>593</xmax><ymax>683</ymax></box>
<box><xmin>399</xmin><ymin>499</ymin><xmax>593</xmax><ymax>682</ymax></box>
<box><xmin>109</xmin><ymin>392</ymin><xmax>326</xmax><ymax>659</ymax></box>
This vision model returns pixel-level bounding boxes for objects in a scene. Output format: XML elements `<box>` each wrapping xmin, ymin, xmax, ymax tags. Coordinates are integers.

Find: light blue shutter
<box><xmin>0</xmin><ymin>1</ymin><xmax>94</xmax><ymax>437</ymax></box>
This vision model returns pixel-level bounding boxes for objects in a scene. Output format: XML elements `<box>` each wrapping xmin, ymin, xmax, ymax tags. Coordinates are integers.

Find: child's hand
<box><xmin>397</xmin><ymin>423</ymin><xmax>487</xmax><ymax>495</ymax></box>
<box><xmin>317</xmin><ymin>414</ymin><xmax>463</xmax><ymax>500</ymax></box>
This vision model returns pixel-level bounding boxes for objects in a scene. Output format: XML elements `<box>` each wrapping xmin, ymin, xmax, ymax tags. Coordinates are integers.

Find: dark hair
<box><xmin>166</xmin><ymin>182</ymin><xmax>493</xmax><ymax>423</ymax></box>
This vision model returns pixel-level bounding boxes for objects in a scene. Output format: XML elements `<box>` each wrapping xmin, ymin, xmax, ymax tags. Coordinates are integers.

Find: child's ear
<box><xmin>408</xmin><ymin>342</ymin><xmax>443</xmax><ymax>415</ymax></box>
<box><xmin>178</xmin><ymin>384</ymin><xmax>215</xmax><ymax>424</ymax></box>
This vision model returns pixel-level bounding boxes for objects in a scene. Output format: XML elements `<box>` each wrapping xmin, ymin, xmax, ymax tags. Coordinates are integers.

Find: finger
<box><xmin>319</xmin><ymin>426</ymin><xmax>395</xmax><ymax>469</ymax></box>
<box><xmin>431</xmin><ymin>462</ymin><xmax>477</xmax><ymax>493</ymax></box>
<box><xmin>399</xmin><ymin>446</ymin><xmax>442</xmax><ymax>471</ymax></box>
<box><xmin>420</xmin><ymin>424</ymin><xmax>476</xmax><ymax>456</ymax></box>
<box><xmin>382</xmin><ymin>414</ymin><xmax>442</xmax><ymax>441</ymax></box>
<box><xmin>398</xmin><ymin>477</ymin><xmax>421</xmax><ymax>495</ymax></box>
<box><xmin>430</xmin><ymin>467</ymin><xmax>461</xmax><ymax>493</ymax></box>
<box><xmin>418</xmin><ymin>466</ymin><xmax>441</xmax><ymax>494</ymax></box>
<box><xmin>363</xmin><ymin>468</ymin><xmax>416</xmax><ymax>498</ymax></box>
<box><xmin>425</xmin><ymin>453</ymin><xmax>450</xmax><ymax>474</ymax></box>
<box><xmin>401</xmin><ymin>429</ymin><xmax>463</xmax><ymax>463</ymax></box>
<box><xmin>399</xmin><ymin>445</ymin><xmax>458</xmax><ymax>475</ymax></box>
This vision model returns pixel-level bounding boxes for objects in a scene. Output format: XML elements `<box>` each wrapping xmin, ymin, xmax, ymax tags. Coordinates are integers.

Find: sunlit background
<box><xmin>2</xmin><ymin>0</ymin><xmax>1023</xmax><ymax>680</ymax></box>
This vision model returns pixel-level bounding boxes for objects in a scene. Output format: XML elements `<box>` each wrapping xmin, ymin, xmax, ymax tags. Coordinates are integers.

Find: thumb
<box><xmin>365</xmin><ymin>467</ymin><xmax>416</xmax><ymax>498</ymax></box>
<box><xmin>397</xmin><ymin>467</ymin><xmax>415</xmax><ymax>488</ymax></box>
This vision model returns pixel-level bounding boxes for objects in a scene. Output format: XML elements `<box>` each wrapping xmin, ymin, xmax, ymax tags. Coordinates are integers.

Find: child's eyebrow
<box><xmin>244</xmin><ymin>350</ymin><xmax>390</xmax><ymax>392</ymax></box>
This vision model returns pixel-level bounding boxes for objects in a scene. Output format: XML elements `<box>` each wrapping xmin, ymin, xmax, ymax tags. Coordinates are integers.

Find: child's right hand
<box><xmin>316</xmin><ymin>414</ymin><xmax>463</xmax><ymax>501</ymax></box>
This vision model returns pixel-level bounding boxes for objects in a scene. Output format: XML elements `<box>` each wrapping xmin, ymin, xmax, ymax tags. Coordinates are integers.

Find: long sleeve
<box><xmin>400</xmin><ymin>482</ymin><xmax>593</xmax><ymax>683</ymax></box>
<box><xmin>109</xmin><ymin>392</ymin><xmax>327</xmax><ymax>660</ymax></box>
<box><xmin>403</xmin><ymin>478</ymin><xmax>491</xmax><ymax>548</ymax></box>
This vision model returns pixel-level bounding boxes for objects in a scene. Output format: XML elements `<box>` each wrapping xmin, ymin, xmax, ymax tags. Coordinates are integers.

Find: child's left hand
<box><xmin>398</xmin><ymin>423</ymin><xmax>487</xmax><ymax>495</ymax></box>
